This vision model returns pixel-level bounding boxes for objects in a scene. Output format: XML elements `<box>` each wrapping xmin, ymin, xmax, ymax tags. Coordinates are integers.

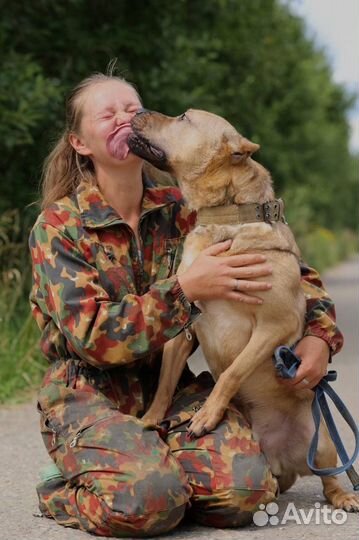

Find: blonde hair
<box><xmin>40</xmin><ymin>69</ymin><xmax>141</xmax><ymax>209</ymax></box>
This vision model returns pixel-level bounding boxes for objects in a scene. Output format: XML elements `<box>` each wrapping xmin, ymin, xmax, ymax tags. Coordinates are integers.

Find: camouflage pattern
<box><xmin>29</xmin><ymin>178</ymin><xmax>343</xmax><ymax>370</ymax></box>
<box><xmin>300</xmin><ymin>263</ymin><xmax>343</xmax><ymax>354</ymax></box>
<box><xmin>29</xmin><ymin>178</ymin><xmax>343</xmax><ymax>536</ymax></box>
<box><xmin>36</xmin><ymin>367</ymin><xmax>277</xmax><ymax>535</ymax></box>
<box><xmin>164</xmin><ymin>373</ymin><xmax>277</xmax><ymax>528</ymax></box>
<box><xmin>36</xmin><ymin>358</ymin><xmax>192</xmax><ymax>537</ymax></box>
<box><xmin>29</xmin><ymin>179</ymin><xmax>200</xmax><ymax>369</ymax></box>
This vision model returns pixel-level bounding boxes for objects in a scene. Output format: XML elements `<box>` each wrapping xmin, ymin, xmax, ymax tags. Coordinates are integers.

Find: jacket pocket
<box><xmin>37</xmin><ymin>401</ymin><xmax>63</xmax><ymax>454</ymax></box>
<box><xmin>94</xmin><ymin>243</ymin><xmax>136</xmax><ymax>300</ymax></box>
<box><xmin>68</xmin><ymin>413</ymin><xmax>117</xmax><ymax>448</ymax></box>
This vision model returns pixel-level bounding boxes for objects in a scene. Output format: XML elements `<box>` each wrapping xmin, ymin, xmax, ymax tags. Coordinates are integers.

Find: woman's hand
<box><xmin>278</xmin><ymin>336</ymin><xmax>331</xmax><ymax>390</ymax></box>
<box><xmin>178</xmin><ymin>239</ymin><xmax>273</xmax><ymax>305</ymax></box>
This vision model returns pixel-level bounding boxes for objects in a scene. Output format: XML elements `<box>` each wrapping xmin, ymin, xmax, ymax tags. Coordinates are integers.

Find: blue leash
<box><xmin>273</xmin><ymin>346</ymin><xmax>359</xmax><ymax>490</ymax></box>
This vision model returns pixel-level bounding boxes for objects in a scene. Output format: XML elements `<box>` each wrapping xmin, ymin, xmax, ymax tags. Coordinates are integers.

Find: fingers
<box><xmin>279</xmin><ymin>376</ymin><xmax>313</xmax><ymax>388</ymax></box>
<box><xmin>204</xmin><ymin>243</ymin><xmax>268</xmax><ymax>266</ymax></box>
<box><xmin>291</xmin><ymin>377</ymin><xmax>318</xmax><ymax>390</ymax></box>
<box><xmin>278</xmin><ymin>366</ymin><xmax>324</xmax><ymax>390</ymax></box>
<box><xmin>295</xmin><ymin>377</ymin><xmax>315</xmax><ymax>389</ymax></box>
<box><xmin>227</xmin><ymin>291</ymin><xmax>264</xmax><ymax>305</ymax></box>
<box><xmin>183</xmin><ymin>243</ymin><xmax>274</xmax><ymax>304</ymax></box>
<box><xmin>226</xmin><ymin>253</ymin><xmax>267</xmax><ymax>267</ymax></box>
<box><xmin>230</xmin><ymin>263</ymin><xmax>273</xmax><ymax>279</ymax></box>
<box><xmin>204</xmin><ymin>239</ymin><xmax>232</xmax><ymax>256</ymax></box>
<box><xmin>232</xmin><ymin>278</ymin><xmax>272</xmax><ymax>292</ymax></box>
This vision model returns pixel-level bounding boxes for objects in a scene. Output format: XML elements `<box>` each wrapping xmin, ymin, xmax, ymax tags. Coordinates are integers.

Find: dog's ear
<box><xmin>231</xmin><ymin>137</ymin><xmax>260</xmax><ymax>164</ymax></box>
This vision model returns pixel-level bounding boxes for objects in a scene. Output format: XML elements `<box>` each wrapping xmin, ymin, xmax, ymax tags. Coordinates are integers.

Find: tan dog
<box><xmin>128</xmin><ymin>109</ymin><xmax>359</xmax><ymax>511</ymax></box>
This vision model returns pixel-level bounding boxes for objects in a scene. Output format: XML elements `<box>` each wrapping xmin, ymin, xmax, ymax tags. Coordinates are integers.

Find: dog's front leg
<box><xmin>142</xmin><ymin>330</ymin><xmax>194</xmax><ymax>426</ymax></box>
<box><xmin>188</xmin><ymin>326</ymin><xmax>287</xmax><ymax>437</ymax></box>
<box><xmin>318</xmin><ymin>428</ymin><xmax>359</xmax><ymax>511</ymax></box>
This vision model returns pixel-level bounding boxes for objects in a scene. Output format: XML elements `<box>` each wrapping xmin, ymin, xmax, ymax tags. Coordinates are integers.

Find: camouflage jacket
<box><xmin>29</xmin><ymin>179</ymin><xmax>343</xmax><ymax>370</ymax></box>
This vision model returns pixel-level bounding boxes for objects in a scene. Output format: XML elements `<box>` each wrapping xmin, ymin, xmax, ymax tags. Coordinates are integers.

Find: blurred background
<box><xmin>0</xmin><ymin>0</ymin><xmax>358</xmax><ymax>402</ymax></box>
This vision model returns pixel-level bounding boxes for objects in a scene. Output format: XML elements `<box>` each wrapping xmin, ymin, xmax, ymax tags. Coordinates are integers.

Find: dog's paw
<box><xmin>333</xmin><ymin>492</ymin><xmax>359</xmax><ymax>512</ymax></box>
<box><xmin>187</xmin><ymin>402</ymin><xmax>225</xmax><ymax>438</ymax></box>
<box><xmin>142</xmin><ymin>409</ymin><xmax>165</xmax><ymax>427</ymax></box>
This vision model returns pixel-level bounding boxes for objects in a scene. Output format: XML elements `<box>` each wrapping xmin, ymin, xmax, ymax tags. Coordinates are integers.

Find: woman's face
<box><xmin>71</xmin><ymin>80</ymin><xmax>143</xmax><ymax>167</ymax></box>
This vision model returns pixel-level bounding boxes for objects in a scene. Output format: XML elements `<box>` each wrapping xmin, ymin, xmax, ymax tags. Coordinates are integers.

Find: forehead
<box><xmin>81</xmin><ymin>80</ymin><xmax>141</xmax><ymax>113</ymax></box>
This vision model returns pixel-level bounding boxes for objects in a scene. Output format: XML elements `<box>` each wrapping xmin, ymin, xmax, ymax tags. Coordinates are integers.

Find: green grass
<box><xmin>0</xmin><ymin>304</ymin><xmax>46</xmax><ymax>403</ymax></box>
<box><xmin>0</xmin><ymin>208</ymin><xmax>46</xmax><ymax>403</ymax></box>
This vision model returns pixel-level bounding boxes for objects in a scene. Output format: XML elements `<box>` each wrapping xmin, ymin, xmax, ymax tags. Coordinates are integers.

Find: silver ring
<box><xmin>234</xmin><ymin>279</ymin><xmax>241</xmax><ymax>291</ymax></box>
<box><xmin>302</xmin><ymin>378</ymin><xmax>310</xmax><ymax>385</ymax></box>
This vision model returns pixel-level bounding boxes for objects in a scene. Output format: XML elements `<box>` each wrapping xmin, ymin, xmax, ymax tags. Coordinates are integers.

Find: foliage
<box><xmin>0</xmin><ymin>209</ymin><xmax>45</xmax><ymax>403</ymax></box>
<box><xmin>0</xmin><ymin>0</ymin><xmax>357</xmax><ymax>229</ymax></box>
<box><xmin>298</xmin><ymin>227</ymin><xmax>357</xmax><ymax>273</ymax></box>
<box><xmin>0</xmin><ymin>0</ymin><xmax>357</xmax><ymax>400</ymax></box>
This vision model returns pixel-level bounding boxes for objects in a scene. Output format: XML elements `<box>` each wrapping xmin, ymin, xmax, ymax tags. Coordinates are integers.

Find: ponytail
<box><xmin>41</xmin><ymin>132</ymin><xmax>94</xmax><ymax>209</ymax></box>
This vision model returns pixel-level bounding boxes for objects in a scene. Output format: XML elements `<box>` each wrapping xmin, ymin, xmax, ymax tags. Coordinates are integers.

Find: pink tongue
<box><xmin>107</xmin><ymin>129</ymin><xmax>131</xmax><ymax>160</ymax></box>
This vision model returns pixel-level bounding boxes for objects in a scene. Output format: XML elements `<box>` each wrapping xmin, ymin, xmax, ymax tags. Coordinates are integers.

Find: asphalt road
<box><xmin>1</xmin><ymin>257</ymin><xmax>358</xmax><ymax>540</ymax></box>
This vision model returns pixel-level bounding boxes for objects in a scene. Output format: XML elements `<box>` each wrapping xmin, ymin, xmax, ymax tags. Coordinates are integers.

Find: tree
<box><xmin>0</xmin><ymin>0</ymin><xmax>357</xmax><ymax>232</ymax></box>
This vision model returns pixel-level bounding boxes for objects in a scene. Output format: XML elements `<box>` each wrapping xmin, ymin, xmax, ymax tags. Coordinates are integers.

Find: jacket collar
<box><xmin>75</xmin><ymin>178</ymin><xmax>178</xmax><ymax>229</ymax></box>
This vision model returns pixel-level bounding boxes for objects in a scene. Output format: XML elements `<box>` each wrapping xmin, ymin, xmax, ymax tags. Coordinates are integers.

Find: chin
<box><xmin>112</xmin><ymin>151</ymin><xmax>143</xmax><ymax>166</ymax></box>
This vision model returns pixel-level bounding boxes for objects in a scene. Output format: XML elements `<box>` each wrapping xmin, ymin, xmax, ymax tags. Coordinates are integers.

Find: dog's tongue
<box><xmin>107</xmin><ymin>126</ymin><xmax>132</xmax><ymax>160</ymax></box>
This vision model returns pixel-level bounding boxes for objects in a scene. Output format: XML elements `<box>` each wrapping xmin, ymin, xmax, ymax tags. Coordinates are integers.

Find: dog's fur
<box><xmin>128</xmin><ymin>109</ymin><xmax>359</xmax><ymax>511</ymax></box>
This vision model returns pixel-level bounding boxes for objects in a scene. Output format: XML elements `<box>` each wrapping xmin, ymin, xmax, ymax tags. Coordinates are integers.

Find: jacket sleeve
<box><xmin>29</xmin><ymin>221</ymin><xmax>198</xmax><ymax>369</ymax></box>
<box><xmin>300</xmin><ymin>263</ymin><xmax>343</xmax><ymax>355</ymax></box>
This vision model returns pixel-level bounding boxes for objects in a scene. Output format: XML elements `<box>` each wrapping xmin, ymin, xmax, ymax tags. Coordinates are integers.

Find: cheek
<box><xmin>88</xmin><ymin>124</ymin><xmax>111</xmax><ymax>149</ymax></box>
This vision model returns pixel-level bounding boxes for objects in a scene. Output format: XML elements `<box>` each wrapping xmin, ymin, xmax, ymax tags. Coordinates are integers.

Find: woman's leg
<box><xmin>164</xmin><ymin>372</ymin><xmax>278</xmax><ymax>528</ymax></box>
<box><xmin>36</xmin><ymin>360</ymin><xmax>192</xmax><ymax>537</ymax></box>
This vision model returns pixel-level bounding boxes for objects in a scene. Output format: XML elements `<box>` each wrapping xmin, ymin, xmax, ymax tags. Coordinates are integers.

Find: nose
<box><xmin>114</xmin><ymin>109</ymin><xmax>137</xmax><ymax>125</ymax></box>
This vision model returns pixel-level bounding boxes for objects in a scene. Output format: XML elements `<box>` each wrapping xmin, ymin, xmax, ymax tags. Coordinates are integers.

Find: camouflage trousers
<box><xmin>36</xmin><ymin>358</ymin><xmax>278</xmax><ymax>537</ymax></box>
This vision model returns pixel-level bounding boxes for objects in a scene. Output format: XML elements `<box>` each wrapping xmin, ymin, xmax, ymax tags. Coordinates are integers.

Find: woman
<box><xmin>29</xmin><ymin>72</ymin><xmax>343</xmax><ymax>537</ymax></box>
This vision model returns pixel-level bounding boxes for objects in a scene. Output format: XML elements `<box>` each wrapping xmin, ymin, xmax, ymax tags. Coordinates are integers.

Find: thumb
<box><xmin>204</xmin><ymin>239</ymin><xmax>232</xmax><ymax>256</ymax></box>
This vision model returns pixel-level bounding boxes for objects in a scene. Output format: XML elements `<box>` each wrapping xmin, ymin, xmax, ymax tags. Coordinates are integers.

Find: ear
<box><xmin>69</xmin><ymin>132</ymin><xmax>92</xmax><ymax>156</ymax></box>
<box><xmin>231</xmin><ymin>137</ymin><xmax>260</xmax><ymax>164</ymax></box>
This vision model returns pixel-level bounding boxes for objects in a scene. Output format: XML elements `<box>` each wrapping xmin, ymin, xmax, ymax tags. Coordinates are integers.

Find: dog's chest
<box><xmin>180</xmin><ymin>222</ymin><xmax>300</xmax><ymax>266</ymax></box>
<box><xmin>194</xmin><ymin>300</ymin><xmax>255</xmax><ymax>377</ymax></box>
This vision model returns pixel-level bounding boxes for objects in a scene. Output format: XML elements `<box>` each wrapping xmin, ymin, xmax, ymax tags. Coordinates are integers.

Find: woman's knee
<box><xmin>167</xmin><ymin>401</ymin><xmax>279</xmax><ymax>528</ymax></box>
<box><xmin>189</xmin><ymin>459</ymin><xmax>278</xmax><ymax>528</ymax></box>
<box><xmin>190</xmin><ymin>484</ymin><xmax>278</xmax><ymax>528</ymax></box>
<box><xmin>87</xmin><ymin>469</ymin><xmax>191</xmax><ymax>537</ymax></box>
<box><xmin>38</xmin><ymin>468</ymin><xmax>191</xmax><ymax>537</ymax></box>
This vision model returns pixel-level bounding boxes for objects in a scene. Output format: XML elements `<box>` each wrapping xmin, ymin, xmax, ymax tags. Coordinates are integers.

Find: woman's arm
<box><xmin>300</xmin><ymin>263</ymin><xmax>343</xmax><ymax>355</ymax></box>
<box><xmin>29</xmin><ymin>222</ymin><xmax>199</xmax><ymax>369</ymax></box>
<box><xmin>279</xmin><ymin>263</ymin><xmax>343</xmax><ymax>390</ymax></box>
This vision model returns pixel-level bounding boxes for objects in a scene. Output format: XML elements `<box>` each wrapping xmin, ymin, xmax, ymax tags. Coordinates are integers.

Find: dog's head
<box><xmin>129</xmin><ymin>109</ymin><xmax>267</xmax><ymax>208</ymax></box>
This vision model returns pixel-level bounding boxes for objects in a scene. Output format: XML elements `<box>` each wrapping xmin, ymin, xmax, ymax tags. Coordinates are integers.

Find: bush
<box><xmin>0</xmin><ymin>209</ymin><xmax>45</xmax><ymax>403</ymax></box>
<box><xmin>298</xmin><ymin>227</ymin><xmax>358</xmax><ymax>272</ymax></box>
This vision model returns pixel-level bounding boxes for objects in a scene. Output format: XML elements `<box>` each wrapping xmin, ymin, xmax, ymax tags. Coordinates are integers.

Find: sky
<box><xmin>289</xmin><ymin>0</ymin><xmax>359</xmax><ymax>152</ymax></box>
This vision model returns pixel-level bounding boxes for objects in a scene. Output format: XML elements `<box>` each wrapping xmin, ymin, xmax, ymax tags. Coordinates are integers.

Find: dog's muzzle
<box><xmin>127</xmin><ymin>132</ymin><xmax>167</xmax><ymax>169</ymax></box>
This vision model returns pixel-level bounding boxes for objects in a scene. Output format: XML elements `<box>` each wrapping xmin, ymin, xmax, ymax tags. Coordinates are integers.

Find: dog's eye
<box><xmin>231</xmin><ymin>151</ymin><xmax>247</xmax><ymax>164</ymax></box>
<box><xmin>179</xmin><ymin>113</ymin><xmax>187</xmax><ymax>121</ymax></box>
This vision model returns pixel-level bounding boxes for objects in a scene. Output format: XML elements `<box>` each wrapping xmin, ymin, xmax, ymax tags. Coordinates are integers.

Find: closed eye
<box><xmin>179</xmin><ymin>113</ymin><xmax>187</xmax><ymax>121</ymax></box>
